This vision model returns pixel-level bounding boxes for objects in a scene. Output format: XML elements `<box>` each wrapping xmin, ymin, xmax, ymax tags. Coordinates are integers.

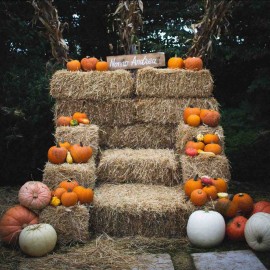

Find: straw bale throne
<box><xmin>43</xmin><ymin>66</ymin><xmax>231</xmax><ymax>240</ymax></box>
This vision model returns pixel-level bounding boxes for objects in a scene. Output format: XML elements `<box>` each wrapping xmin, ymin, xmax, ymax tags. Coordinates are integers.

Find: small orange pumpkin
<box><xmin>58</xmin><ymin>179</ymin><xmax>79</xmax><ymax>191</ymax></box>
<box><xmin>77</xmin><ymin>118</ymin><xmax>90</xmax><ymax>125</ymax></box>
<box><xmin>204</xmin><ymin>143</ymin><xmax>222</xmax><ymax>155</ymax></box>
<box><xmin>81</xmin><ymin>57</ymin><xmax>99</xmax><ymax>71</ymax></box>
<box><xmin>56</xmin><ymin>116</ymin><xmax>72</xmax><ymax>126</ymax></box>
<box><xmin>59</xmin><ymin>141</ymin><xmax>71</xmax><ymax>150</ymax></box>
<box><xmin>72</xmin><ymin>112</ymin><xmax>88</xmax><ymax>121</ymax></box>
<box><xmin>186</xmin><ymin>114</ymin><xmax>201</xmax><ymax>127</ymax></box>
<box><xmin>211</xmin><ymin>178</ymin><xmax>228</xmax><ymax>193</ymax></box>
<box><xmin>232</xmin><ymin>193</ymin><xmax>254</xmax><ymax>215</ymax></box>
<box><xmin>48</xmin><ymin>143</ymin><xmax>67</xmax><ymax>164</ymax></box>
<box><xmin>183</xmin><ymin>107</ymin><xmax>201</xmax><ymax>124</ymax></box>
<box><xmin>201</xmin><ymin>110</ymin><xmax>220</xmax><ymax>127</ymax></box>
<box><xmin>61</xmin><ymin>190</ymin><xmax>78</xmax><ymax>207</ymax></box>
<box><xmin>167</xmin><ymin>56</ymin><xmax>184</xmax><ymax>69</ymax></box>
<box><xmin>52</xmin><ymin>187</ymin><xmax>67</xmax><ymax>199</ymax></box>
<box><xmin>73</xmin><ymin>186</ymin><xmax>94</xmax><ymax>204</ymax></box>
<box><xmin>202</xmin><ymin>185</ymin><xmax>218</xmax><ymax>200</ymax></box>
<box><xmin>203</xmin><ymin>134</ymin><xmax>220</xmax><ymax>144</ymax></box>
<box><xmin>184</xmin><ymin>57</ymin><xmax>203</xmax><ymax>71</ymax></box>
<box><xmin>190</xmin><ymin>189</ymin><xmax>208</xmax><ymax>206</ymax></box>
<box><xmin>215</xmin><ymin>198</ymin><xmax>238</xmax><ymax>218</ymax></box>
<box><xmin>185</xmin><ymin>139</ymin><xmax>205</xmax><ymax>151</ymax></box>
<box><xmin>66</xmin><ymin>60</ymin><xmax>81</xmax><ymax>71</ymax></box>
<box><xmin>96</xmin><ymin>60</ymin><xmax>109</xmax><ymax>71</ymax></box>
<box><xmin>69</xmin><ymin>142</ymin><xmax>93</xmax><ymax>163</ymax></box>
<box><xmin>184</xmin><ymin>175</ymin><xmax>203</xmax><ymax>197</ymax></box>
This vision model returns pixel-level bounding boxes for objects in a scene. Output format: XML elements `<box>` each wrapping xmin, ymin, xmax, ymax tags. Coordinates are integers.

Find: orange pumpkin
<box><xmin>184</xmin><ymin>175</ymin><xmax>203</xmax><ymax>197</ymax></box>
<box><xmin>81</xmin><ymin>57</ymin><xmax>99</xmax><ymax>71</ymax></box>
<box><xmin>183</xmin><ymin>107</ymin><xmax>201</xmax><ymax>124</ymax></box>
<box><xmin>190</xmin><ymin>189</ymin><xmax>208</xmax><ymax>206</ymax></box>
<box><xmin>201</xmin><ymin>110</ymin><xmax>220</xmax><ymax>127</ymax></box>
<box><xmin>77</xmin><ymin>118</ymin><xmax>90</xmax><ymax>125</ymax></box>
<box><xmin>185</xmin><ymin>140</ymin><xmax>205</xmax><ymax>151</ymax></box>
<box><xmin>204</xmin><ymin>143</ymin><xmax>222</xmax><ymax>155</ymax></box>
<box><xmin>56</xmin><ymin>116</ymin><xmax>72</xmax><ymax>126</ymax></box>
<box><xmin>184</xmin><ymin>57</ymin><xmax>203</xmax><ymax>71</ymax></box>
<box><xmin>167</xmin><ymin>56</ymin><xmax>184</xmax><ymax>69</ymax></box>
<box><xmin>232</xmin><ymin>193</ymin><xmax>254</xmax><ymax>215</ymax></box>
<box><xmin>96</xmin><ymin>60</ymin><xmax>109</xmax><ymax>71</ymax></box>
<box><xmin>52</xmin><ymin>187</ymin><xmax>67</xmax><ymax>199</ymax></box>
<box><xmin>211</xmin><ymin>178</ymin><xmax>228</xmax><ymax>193</ymax></box>
<box><xmin>48</xmin><ymin>144</ymin><xmax>67</xmax><ymax>164</ymax></box>
<box><xmin>66</xmin><ymin>60</ymin><xmax>81</xmax><ymax>71</ymax></box>
<box><xmin>215</xmin><ymin>198</ymin><xmax>238</xmax><ymax>218</ymax></box>
<box><xmin>199</xmin><ymin>109</ymin><xmax>209</xmax><ymax>120</ymax></box>
<box><xmin>202</xmin><ymin>185</ymin><xmax>218</xmax><ymax>200</ymax></box>
<box><xmin>72</xmin><ymin>112</ymin><xmax>88</xmax><ymax>121</ymax></box>
<box><xmin>61</xmin><ymin>190</ymin><xmax>78</xmax><ymax>207</ymax></box>
<box><xmin>59</xmin><ymin>141</ymin><xmax>71</xmax><ymax>150</ymax></box>
<box><xmin>58</xmin><ymin>179</ymin><xmax>79</xmax><ymax>191</ymax></box>
<box><xmin>186</xmin><ymin>114</ymin><xmax>201</xmax><ymax>127</ymax></box>
<box><xmin>203</xmin><ymin>134</ymin><xmax>220</xmax><ymax>144</ymax></box>
<box><xmin>69</xmin><ymin>142</ymin><xmax>93</xmax><ymax>163</ymax></box>
<box><xmin>73</xmin><ymin>186</ymin><xmax>94</xmax><ymax>204</ymax></box>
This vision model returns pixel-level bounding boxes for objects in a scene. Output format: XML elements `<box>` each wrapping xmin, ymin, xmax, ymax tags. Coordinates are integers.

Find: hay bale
<box><xmin>43</xmin><ymin>159</ymin><xmax>96</xmax><ymax>189</ymax></box>
<box><xmin>50</xmin><ymin>69</ymin><xmax>134</xmax><ymax>100</ymax></box>
<box><xmin>39</xmin><ymin>205</ymin><xmax>89</xmax><ymax>245</ymax></box>
<box><xmin>175</xmin><ymin>123</ymin><xmax>225</xmax><ymax>154</ymax></box>
<box><xmin>54</xmin><ymin>125</ymin><xmax>99</xmax><ymax>156</ymax></box>
<box><xmin>180</xmin><ymin>154</ymin><xmax>231</xmax><ymax>182</ymax></box>
<box><xmin>54</xmin><ymin>98</ymin><xmax>136</xmax><ymax>126</ymax></box>
<box><xmin>135</xmin><ymin>97</ymin><xmax>220</xmax><ymax>124</ymax></box>
<box><xmin>90</xmin><ymin>183</ymin><xmax>194</xmax><ymax>237</ymax></box>
<box><xmin>97</xmin><ymin>148</ymin><xmax>181</xmax><ymax>186</ymax></box>
<box><xmin>136</xmin><ymin>67</ymin><xmax>213</xmax><ymax>98</ymax></box>
<box><xmin>101</xmin><ymin>124</ymin><xmax>177</xmax><ymax>149</ymax></box>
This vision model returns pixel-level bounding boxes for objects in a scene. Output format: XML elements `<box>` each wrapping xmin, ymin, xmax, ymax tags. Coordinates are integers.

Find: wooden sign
<box><xmin>106</xmin><ymin>52</ymin><xmax>165</xmax><ymax>70</ymax></box>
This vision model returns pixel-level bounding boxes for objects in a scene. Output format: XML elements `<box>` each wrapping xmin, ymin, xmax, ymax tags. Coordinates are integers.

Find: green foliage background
<box><xmin>0</xmin><ymin>0</ymin><xmax>269</xmax><ymax>187</ymax></box>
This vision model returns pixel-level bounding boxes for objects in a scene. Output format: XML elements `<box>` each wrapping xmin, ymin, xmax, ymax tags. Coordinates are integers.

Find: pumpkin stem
<box><xmin>80</xmin><ymin>142</ymin><xmax>83</xmax><ymax>147</ymax></box>
<box><xmin>194</xmin><ymin>174</ymin><xmax>199</xmax><ymax>181</ymax></box>
<box><xmin>238</xmin><ymin>193</ymin><xmax>244</xmax><ymax>197</ymax></box>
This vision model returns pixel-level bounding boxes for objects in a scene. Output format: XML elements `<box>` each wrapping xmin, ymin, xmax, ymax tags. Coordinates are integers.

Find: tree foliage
<box><xmin>0</xmin><ymin>0</ymin><xmax>269</xmax><ymax>186</ymax></box>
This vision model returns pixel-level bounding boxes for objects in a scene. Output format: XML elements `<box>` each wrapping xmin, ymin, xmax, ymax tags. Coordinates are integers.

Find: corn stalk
<box><xmin>112</xmin><ymin>0</ymin><xmax>143</xmax><ymax>54</ymax></box>
<box><xmin>31</xmin><ymin>0</ymin><xmax>69</xmax><ymax>66</ymax></box>
<box><xmin>187</xmin><ymin>0</ymin><xmax>234</xmax><ymax>60</ymax></box>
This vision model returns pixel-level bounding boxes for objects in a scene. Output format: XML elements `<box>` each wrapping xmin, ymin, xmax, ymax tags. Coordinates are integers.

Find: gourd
<box><xmin>48</xmin><ymin>143</ymin><xmax>67</xmax><ymax>164</ymax></box>
<box><xmin>187</xmin><ymin>210</ymin><xmax>225</xmax><ymax>247</ymax></box>
<box><xmin>0</xmin><ymin>205</ymin><xmax>38</xmax><ymax>245</ymax></box>
<box><xmin>167</xmin><ymin>56</ymin><xmax>184</xmax><ymax>69</ymax></box>
<box><xmin>66</xmin><ymin>60</ymin><xmax>81</xmax><ymax>71</ymax></box>
<box><xmin>184</xmin><ymin>57</ymin><xmax>203</xmax><ymax>71</ymax></box>
<box><xmin>69</xmin><ymin>142</ymin><xmax>93</xmax><ymax>163</ymax></box>
<box><xmin>244</xmin><ymin>212</ymin><xmax>270</xmax><ymax>251</ymax></box>
<box><xmin>19</xmin><ymin>223</ymin><xmax>57</xmax><ymax>257</ymax></box>
<box><xmin>18</xmin><ymin>181</ymin><xmax>52</xmax><ymax>210</ymax></box>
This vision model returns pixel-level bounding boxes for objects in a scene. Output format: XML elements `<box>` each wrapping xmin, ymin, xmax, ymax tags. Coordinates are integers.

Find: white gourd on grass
<box><xmin>244</xmin><ymin>212</ymin><xmax>270</xmax><ymax>251</ymax></box>
<box><xmin>19</xmin><ymin>223</ymin><xmax>57</xmax><ymax>257</ymax></box>
<box><xmin>187</xmin><ymin>210</ymin><xmax>226</xmax><ymax>248</ymax></box>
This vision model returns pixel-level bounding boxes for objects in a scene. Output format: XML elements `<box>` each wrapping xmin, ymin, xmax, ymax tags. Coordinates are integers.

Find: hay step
<box><xmin>180</xmin><ymin>154</ymin><xmax>231</xmax><ymax>182</ymax></box>
<box><xmin>136</xmin><ymin>67</ymin><xmax>213</xmax><ymax>98</ymax></box>
<box><xmin>175</xmin><ymin>123</ymin><xmax>225</xmax><ymax>154</ymax></box>
<box><xmin>50</xmin><ymin>69</ymin><xmax>134</xmax><ymax>100</ymax></box>
<box><xmin>43</xmin><ymin>159</ymin><xmax>96</xmax><ymax>189</ymax></box>
<box><xmin>90</xmin><ymin>183</ymin><xmax>194</xmax><ymax>237</ymax></box>
<box><xmin>54</xmin><ymin>125</ymin><xmax>99</xmax><ymax>156</ymax></box>
<box><xmin>97</xmin><ymin>148</ymin><xmax>181</xmax><ymax>186</ymax></box>
<box><xmin>99</xmin><ymin>123</ymin><xmax>176</xmax><ymax>149</ymax></box>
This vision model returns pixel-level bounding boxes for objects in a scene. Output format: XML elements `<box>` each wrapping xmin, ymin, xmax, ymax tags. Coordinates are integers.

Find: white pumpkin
<box><xmin>19</xmin><ymin>223</ymin><xmax>57</xmax><ymax>257</ymax></box>
<box><xmin>245</xmin><ymin>212</ymin><xmax>270</xmax><ymax>251</ymax></box>
<box><xmin>187</xmin><ymin>210</ymin><xmax>225</xmax><ymax>248</ymax></box>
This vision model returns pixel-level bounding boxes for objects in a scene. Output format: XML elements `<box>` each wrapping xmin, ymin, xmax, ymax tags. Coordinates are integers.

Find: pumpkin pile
<box><xmin>184</xmin><ymin>175</ymin><xmax>228</xmax><ymax>206</ymax></box>
<box><xmin>167</xmin><ymin>56</ymin><xmax>203</xmax><ymax>71</ymax></box>
<box><xmin>183</xmin><ymin>106</ymin><xmax>220</xmax><ymax>128</ymax></box>
<box><xmin>57</xmin><ymin>112</ymin><xmax>90</xmax><ymax>127</ymax></box>
<box><xmin>50</xmin><ymin>179</ymin><xmax>94</xmax><ymax>207</ymax></box>
<box><xmin>185</xmin><ymin>134</ymin><xmax>222</xmax><ymax>157</ymax></box>
<box><xmin>48</xmin><ymin>142</ymin><xmax>93</xmax><ymax>164</ymax></box>
<box><xmin>67</xmin><ymin>57</ymin><xmax>109</xmax><ymax>72</ymax></box>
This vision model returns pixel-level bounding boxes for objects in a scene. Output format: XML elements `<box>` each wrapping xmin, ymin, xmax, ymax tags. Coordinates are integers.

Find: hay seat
<box><xmin>136</xmin><ymin>67</ymin><xmax>213</xmax><ymax>98</ymax></box>
<box><xmin>180</xmin><ymin>154</ymin><xmax>231</xmax><ymax>182</ymax></box>
<box><xmin>43</xmin><ymin>159</ymin><xmax>96</xmax><ymax>189</ymax></box>
<box><xmin>97</xmin><ymin>148</ymin><xmax>181</xmax><ymax>186</ymax></box>
<box><xmin>54</xmin><ymin>124</ymin><xmax>99</xmax><ymax>156</ymax></box>
<box><xmin>90</xmin><ymin>183</ymin><xmax>194</xmax><ymax>237</ymax></box>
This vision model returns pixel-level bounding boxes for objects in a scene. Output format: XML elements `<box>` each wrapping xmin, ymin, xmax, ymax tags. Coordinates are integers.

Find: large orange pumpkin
<box><xmin>81</xmin><ymin>57</ymin><xmax>99</xmax><ymax>71</ymax></box>
<box><xmin>48</xmin><ymin>144</ymin><xmax>67</xmax><ymax>164</ymax></box>
<box><xmin>167</xmin><ymin>56</ymin><xmax>184</xmax><ymax>69</ymax></box>
<box><xmin>232</xmin><ymin>193</ymin><xmax>254</xmax><ymax>215</ymax></box>
<box><xmin>69</xmin><ymin>142</ymin><xmax>93</xmax><ymax>163</ymax></box>
<box><xmin>184</xmin><ymin>175</ymin><xmax>203</xmax><ymax>197</ymax></box>
<box><xmin>0</xmin><ymin>205</ymin><xmax>38</xmax><ymax>245</ymax></box>
<box><xmin>201</xmin><ymin>110</ymin><xmax>220</xmax><ymax>127</ymax></box>
<box><xmin>184</xmin><ymin>57</ymin><xmax>203</xmax><ymax>71</ymax></box>
<box><xmin>183</xmin><ymin>107</ymin><xmax>201</xmax><ymax>124</ymax></box>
